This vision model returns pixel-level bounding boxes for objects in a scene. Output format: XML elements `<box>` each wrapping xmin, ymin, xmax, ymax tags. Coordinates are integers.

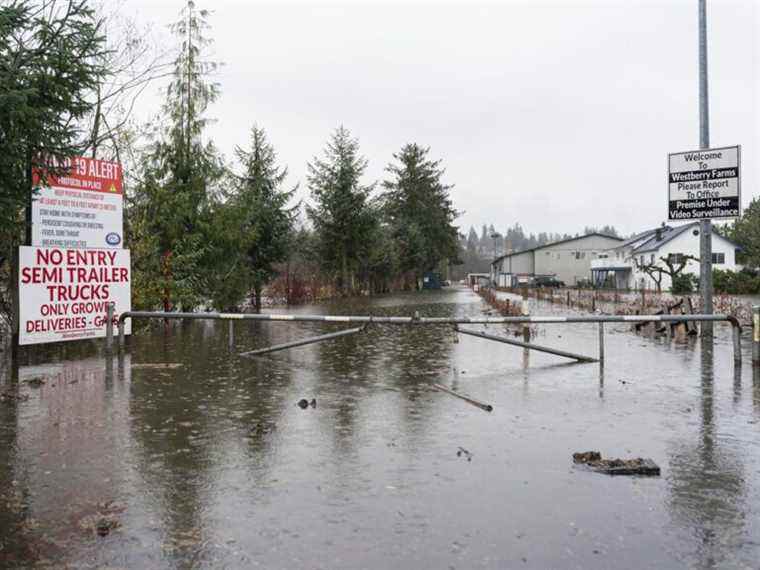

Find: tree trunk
<box><xmin>9</xmin><ymin>241</ymin><xmax>19</xmax><ymax>364</ymax></box>
<box><xmin>341</xmin><ymin>252</ymin><xmax>349</xmax><ymax>296</ymax></box>
<box><xmin>253</xmin><ymin>284</ymin><xmax>262</xmax><ymax>314</ymax></box>
<box><xmin>90</xmin><ymin>86</ymin><xmax>102</xmax><ymax>158</ymax></box>
<box><xmin>285</xmin><ymin>261</ymin><xmax>291</xmax><ymax>305</ymax></box>
<box><xmin>161</xmin><ymin>250</ymin><xmax>172</xmax><ymax>328</ymax></box>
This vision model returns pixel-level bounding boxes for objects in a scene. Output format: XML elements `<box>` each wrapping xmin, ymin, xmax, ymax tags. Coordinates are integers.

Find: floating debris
<box><xmin>250</xmin><ymin>421</ymin><xmax>277</xmax><ymax>435</ymax></box>
<box><xmin>0</xmin><ymin>391</ymin><xmax>30</xmax><ymax>404</ymax></box>
<box><xmin>573</xmin><ymin>451</ymin><xmax>660</xmax><ymax>476</ymax></box>
<box><xmin>95</xmin><ymin>517</ymin><xmax>120</xmax><ymax>537</ymax></box>
<box><xmin>573</xmin><ymin>451</ymin><xmax>601</xmax><ymax>463</ymax></box>
<box><xmin>25</xmin><ymin>377</ymin><xmax>46</xmax><ymax>387</ymax></box>
<box><xmin>456</xmin><ymin>447</ymin><xmax>473</xmax><ymax>461</ymax></box>
<box><xmin>297</xmin><ymin>398</ymin><xmax>316</xmax><ymax>409</ymax></box>
<box><xmin>77</xmin><ymin>501</ymin><xmax>124</xmax><ymax>537</ymax></box>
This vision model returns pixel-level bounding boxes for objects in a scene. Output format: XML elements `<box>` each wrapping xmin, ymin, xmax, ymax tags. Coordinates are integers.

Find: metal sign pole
<box><xmin>698</xmin><ymin>0</ymin><xmax>713</xmax><ymax>336</ymax></box>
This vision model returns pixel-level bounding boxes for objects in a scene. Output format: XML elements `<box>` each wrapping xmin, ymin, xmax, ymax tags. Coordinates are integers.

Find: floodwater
<box><xmin>1</xmin><ymin>287</ymin><xmax>759</xmax><ymax>569</ymax></box>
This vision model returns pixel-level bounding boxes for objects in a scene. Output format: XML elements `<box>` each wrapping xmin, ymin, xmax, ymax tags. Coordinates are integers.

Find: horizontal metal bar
<box><xmin>239</xmin><ymin>325</ymin><xmax>365</xmax><ymax>358</ymax></box>
<box><xmin>456</xmin><ymin>326</ymin><xmax>597</xmax><ymax>363</ymax></box>
<box><xmin>119</xmin><ymin>310</ymin><xmax>738</xmax><ymax>327</ymax></box>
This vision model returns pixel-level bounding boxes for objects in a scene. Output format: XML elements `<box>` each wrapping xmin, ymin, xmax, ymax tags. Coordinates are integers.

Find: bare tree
<box><xmin>83</xmin><ymin>1</ymin><xmax>173</xmax><ymax>163</ymax></box>
<box><xmin>639</xmin><ymin>254</ymin><xmax>698</xmax><ymax>293</ymax></box>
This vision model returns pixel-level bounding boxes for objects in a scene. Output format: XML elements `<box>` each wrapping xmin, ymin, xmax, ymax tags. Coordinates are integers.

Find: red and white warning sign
<box><xmin>31</xmin><ymin>156</ymin><xmax>124</xmax><ymax>249</ymax></box>
<box><xmin>18</xmin><ymin>246</ymin><xmax>131</xmax><ymax>345</ymax></box>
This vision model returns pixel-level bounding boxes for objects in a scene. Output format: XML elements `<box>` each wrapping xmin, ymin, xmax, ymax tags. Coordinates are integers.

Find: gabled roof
<box><xmin>630</xmin><ymin>222</ymin><xmax>742</xmax><ymax>254</ymax></box>
<box><xmin>491</xmin><ymin>232</ymin><xmax>623</xmax><ymax>264</ymax></box>
<box><xmin>613</xmin><ymin>227</ymin><xmax>662</xmax><ymax>250</ymax></box>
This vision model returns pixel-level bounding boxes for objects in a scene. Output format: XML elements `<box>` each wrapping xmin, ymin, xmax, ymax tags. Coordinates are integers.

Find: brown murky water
<box><xmin>1</xmin><ymin>287</ymin><xmax>759</xmax><ymax>569</ymax></box>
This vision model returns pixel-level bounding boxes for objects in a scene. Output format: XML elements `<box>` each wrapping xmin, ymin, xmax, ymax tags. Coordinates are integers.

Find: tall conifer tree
<box><xmin>129</xmin><ymin>0</ymin><xmax>222</xmax><ymax>311</ymax></box>
<box><xmin>306</xmin><ymin>127</ymin><xmax>374</xmax><ymax>294</ymax></box>
<box><xmin>383</xmin><ymin>144</ymin><xmax>459</xmax><ymax>288</ymax></box>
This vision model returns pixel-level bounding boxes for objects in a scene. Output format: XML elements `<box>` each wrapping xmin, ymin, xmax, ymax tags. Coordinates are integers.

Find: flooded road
<box><xmin>1</xmin><ymin>287</ymin><xmax>759</xmax><ymax>569</ymax></box>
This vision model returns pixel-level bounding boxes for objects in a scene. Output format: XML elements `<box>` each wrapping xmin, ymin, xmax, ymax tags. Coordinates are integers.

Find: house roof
<box><xmin>491</xmin><ymin>232</ymin><xmax>623</xmax><ymax>265</ymax></box>
<box><xmin>631</xmin><ymin>222</ymin><xmax>742</xmax><ymax>253</ymax></box>
<box><xmin>631</xmin><ymin>223</ymin><xmax>698</xmax><ymax>253</ymax></box>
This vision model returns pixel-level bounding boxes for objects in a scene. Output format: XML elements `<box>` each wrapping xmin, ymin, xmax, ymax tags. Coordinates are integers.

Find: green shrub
<box><xmin>671</xmin><ymin>273</ymin><xmax>698</xmax><ymax>294</ymax></box>
<box><xmin>713</xmin><ymin>268</ymin><xmax>760</xmax><ymax>295</ymax></box>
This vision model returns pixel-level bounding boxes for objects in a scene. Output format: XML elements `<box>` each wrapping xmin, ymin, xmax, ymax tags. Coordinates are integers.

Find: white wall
<box><xmin>630</xmin><ymin>230</ymin><xmax>737</xmax><ymax>291</ymax></box>
<box><xmin>534</xmin><ymin>235</ymin><xmax>623</xmax><ymax>285</ymax></box>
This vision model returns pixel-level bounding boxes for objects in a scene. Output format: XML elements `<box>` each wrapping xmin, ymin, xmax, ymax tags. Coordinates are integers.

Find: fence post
<box><xmin>105</xmin><ymin>302</ymin><xmax>114</xmax><ymax>352</ymax></box>
<box><xmin>732</xmin><ymin>320</ymin><xmax>742</xmax><ymax>364</ymax></box>
<box><xmin>753</xmin><ymin>305</ymin><xmax>759</xmax><ymax>366</ymax></box>
<box><xmin>228</xmin><ymin>319</ymin><xmax>234</xmax><ymax>351</ymax></box>
<box><xmin>522</xmin><ymin>298</ymin><xmax>530</xmax><ymax>343</ymax></box>
<box><xmin>598</xmin><ymin>322</ymin><xmax>605</xmax><ymax>364</ymax></box>
<box><xmin>118</xmin><ymin>318</ymin><xmax>125</xmax><ymax>352</ymax></box>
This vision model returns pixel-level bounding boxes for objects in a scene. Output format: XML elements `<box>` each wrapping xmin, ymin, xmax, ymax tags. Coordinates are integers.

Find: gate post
<box><xmin>105</xmin><ymin>302</ymin><xmax>114</xmax><ymax>352</ymax></box>
<box><xmin>753</xmin><ymin>305</ymin><xmax>759</xmax><ymax>366</ymax></box>
<box><xmin>598</xmin><ymin>322</ymin><xmax>605</xmax><ymax>364</ymax></box>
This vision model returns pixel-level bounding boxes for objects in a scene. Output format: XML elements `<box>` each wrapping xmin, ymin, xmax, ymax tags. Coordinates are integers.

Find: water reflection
<box><xmin>1</xmin><ymin>290</ymin><xmax>758</xmax><ymax>568</ymax></box>
<box><xmin>667</xmin><ymin>337</ymin><xmax>747</xmax><ymax>569</ymax></box>
<box><xmin>0</xmin><ymin>354</ymin><xmax>133</xmax><ymax>565</ymax></box>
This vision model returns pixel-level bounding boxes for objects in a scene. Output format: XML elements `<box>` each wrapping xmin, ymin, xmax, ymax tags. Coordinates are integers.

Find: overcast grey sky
<box><xmin>127</xmin><ymin>0</ymin><xmax>758</xmax><ymax>237</ymax></box>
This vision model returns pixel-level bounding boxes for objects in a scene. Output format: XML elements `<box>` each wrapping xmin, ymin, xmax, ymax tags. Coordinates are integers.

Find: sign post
<box><xmin>699</xmin><ymin>0</ymin><xmax>712</xmax><ymax>336</ymax></box>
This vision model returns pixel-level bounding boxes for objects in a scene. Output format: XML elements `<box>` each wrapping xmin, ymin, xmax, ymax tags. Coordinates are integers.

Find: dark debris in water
<box><xmin>77</xmin><ymin>500</ymin><xmax>125</xmax><ymax>537</ymax></box>
<box><xmin>0</xmin><ymin>391</ymin><xmax>29</xmax><ymax>404</ymax></box>
<box><xmin>573</xmin><ymin>451</ymin><xmax>660</xmax><ymax>476</ymax></box>
<box><xmin>456</xmin><ymin>446</ymin><xmax>473</xmax><ymax>461</ymax></box>
<box><xmin>297</xmin><ymin>398</ymin><xmax>317</xmax><ymax>409</ymax></box>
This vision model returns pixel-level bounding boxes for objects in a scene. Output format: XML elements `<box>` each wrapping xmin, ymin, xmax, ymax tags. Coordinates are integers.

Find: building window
<box><xmin>668</xmin><ymin>253</ymin><xmax>685</xmax><ymax>265</ymax></box>
<box><xmin>711</xmin><ymin>252</ymin><xmax>725</xmax><ymax>264</ymax></box>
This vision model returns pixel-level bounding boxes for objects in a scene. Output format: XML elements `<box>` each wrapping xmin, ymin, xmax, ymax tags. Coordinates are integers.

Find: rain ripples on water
<box><xmin>1</xmin><ymin>288</ymin><xmax>758</xmax><ymax>568</ymax></box>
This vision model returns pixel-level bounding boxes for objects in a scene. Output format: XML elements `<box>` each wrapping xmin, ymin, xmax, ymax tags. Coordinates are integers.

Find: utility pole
<box><xmin>698</xmin><ymin>0</ymin><xmax>713</xmax><ymax>336</ymax></box>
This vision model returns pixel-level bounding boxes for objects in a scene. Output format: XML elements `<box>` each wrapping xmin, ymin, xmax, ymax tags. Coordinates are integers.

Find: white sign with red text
<box><xmin>18</xmin><ymin>246</ymin><xmax>131</xmax><ymax>345</ymax></box>
<box><xmin>31</xmin><ymin>156</ymin><xmax>124</xmax><ymax>249</ymax></box>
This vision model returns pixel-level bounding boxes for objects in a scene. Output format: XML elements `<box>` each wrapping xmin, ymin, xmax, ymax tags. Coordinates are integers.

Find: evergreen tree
<box><xmin>306</xmin><ymin>126</ymin><xmax>374</xmax><ymax>294</ymax></box>
<box><xmin>0</xmin><ymin>0</ymin><xmax>107</xmax><ymax>330</ymax></box>
<box><xmin>232</xmin><ymin>126</ymin><xmax>298</xmax><ymax>312</ymax></box>
<box><xmin>383</xmin><ymin>143</ymin><xmax>459</xmax><ymax>287</ymax></box>
<box><xmin>723</xmin><ymin>197</ymin><xmax>760</xmax><ymax>268</ymax></box>
<box><xmin>129</xmin><ymin>0</ymin><xmax>223</xmax><ymax>311</ymax></box>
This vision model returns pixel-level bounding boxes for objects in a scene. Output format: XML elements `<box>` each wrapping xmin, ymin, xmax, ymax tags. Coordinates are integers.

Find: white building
<box><xmin>490</xmin><ymin>233</ymin><xmax>623</xmax><ymax>287</ymax></box>
<box><xmin>590</xmin><ymin>222</ymin><xmax>740</xmax><ymax>291</ymax></box>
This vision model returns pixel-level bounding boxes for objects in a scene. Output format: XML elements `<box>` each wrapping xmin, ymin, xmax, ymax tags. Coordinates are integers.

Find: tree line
<box><xmin>0</xmin><ymin>0</ymin><xmax>460</xmax><ymax>329</ymax></box>
<box><xmin>2</xmin><ymin>1</ymin><xmax>759</xmax><ymax>332</ymax></box>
